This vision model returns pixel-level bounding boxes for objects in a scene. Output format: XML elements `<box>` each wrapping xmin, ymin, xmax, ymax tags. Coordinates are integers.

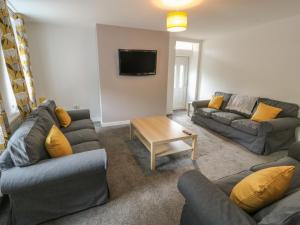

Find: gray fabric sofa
<box><xmin>192</xmin><ymin>92</ymin><xmax>300</xmax><ymax>155</ymax></box>
<box><xmin>0</xmin><ymin>100</ymin><xmax>109</xmax><ymax>225</ymax></box>
<box><xmin>178</xmin><ymin>141</ymin><xmax>300</xmax><ymax>225</ymax></box>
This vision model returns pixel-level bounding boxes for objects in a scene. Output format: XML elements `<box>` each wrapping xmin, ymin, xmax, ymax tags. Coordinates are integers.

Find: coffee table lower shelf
<box><xmin>155</xmin><ymin>141</ymin><xmax>193</xmax><ymax>157</ymax></box>
<box><xmin>133</xmin><ymin>130</ymin><xmax>196</xmax><ymax>170</ymax></box>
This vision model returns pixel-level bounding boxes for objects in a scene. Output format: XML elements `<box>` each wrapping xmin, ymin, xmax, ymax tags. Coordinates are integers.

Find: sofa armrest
<box><xmin>1</xmin><ymin>149</ymin><xmax>107</xmax><ymax>194</ymax></box>
<box><xmin>192</xmin><ymin>100</ymin><xmax>210</xmax><ymax>109</ymax></box>
<box><xmin>178</xmin><ymin>170</ymin><xmax>257</xmax><ymax>225</ymax></box>
<box><xmin>288</xmin><ymin>141</ymin><xmax>300</xmax><ymax>161</ymax></box>
<box><xmin>259</xmin><ymin>117</ymin><xmax>300</xmax><ymax>135</ymax></box>
<box><xmin>67</xmin><ymin>109</ymin><xmax>90</xmax><ymax>121</ymax></box>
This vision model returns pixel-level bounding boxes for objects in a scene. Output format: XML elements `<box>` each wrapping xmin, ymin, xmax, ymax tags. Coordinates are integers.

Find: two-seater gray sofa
<box><xmin>192</xmin><ymin>92</ymin><xmax>300</xmax><ymax>155</ymax></box>
<box><xmin>0</xmin><ymin>100</ymin><xmax>109</xmax><ymax>225</ymax></box>
<box><xmin>178</xmin><ymin>141</ymin><xmax>300</xmax><ymax>225</ymax></box>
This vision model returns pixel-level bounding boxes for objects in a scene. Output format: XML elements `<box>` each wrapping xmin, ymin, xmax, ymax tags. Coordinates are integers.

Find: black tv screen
<box><xmin>119</xmin><ymin>49</ymin><xmax>157</xmax><ymax>76</ymax></box>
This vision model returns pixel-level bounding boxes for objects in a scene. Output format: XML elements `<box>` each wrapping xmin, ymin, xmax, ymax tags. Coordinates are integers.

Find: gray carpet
<box><xmin>2</xmin><ymin>111</ymin><xmax>287</xmax><ymax>225</ymax></box>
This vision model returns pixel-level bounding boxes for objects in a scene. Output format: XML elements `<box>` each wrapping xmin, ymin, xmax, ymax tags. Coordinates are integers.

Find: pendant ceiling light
<box><xmin>166</xmin><ymin>11</ymin><xmax>187</xmax><ymax>32</ymax></box>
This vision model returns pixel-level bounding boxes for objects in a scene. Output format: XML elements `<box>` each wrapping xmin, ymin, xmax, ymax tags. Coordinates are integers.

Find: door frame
<box><xmin>172</xmin><ymin>56</ymin><xmax>190</xmax><ymax>110</ymax></box>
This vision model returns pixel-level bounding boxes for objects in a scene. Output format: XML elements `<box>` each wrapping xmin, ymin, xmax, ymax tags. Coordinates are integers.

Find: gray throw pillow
<box><xmin>0</xmin><ymin>150</ymin><xmax>14</xmax><ymax>171</ymax></box>
<box><xmin>8</xmin><ymin>110</ymin><xmax>54</xmax><ymax>167</ymax></box>
<box><xmin>225</xmin><ymin>94</ymin><xmax>258</xmax><ymax>116</ymax></box>
<box><xmin>38</xmin><ymin>100</ymin><xmax>60</xmax><ymax>126</ymax></box>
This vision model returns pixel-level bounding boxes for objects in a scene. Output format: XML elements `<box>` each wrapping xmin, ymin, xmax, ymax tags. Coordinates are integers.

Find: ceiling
<box><xmin>9</xmin><ymin>0</ymin><xmax>300</xmax><ymax>39</ymax></box>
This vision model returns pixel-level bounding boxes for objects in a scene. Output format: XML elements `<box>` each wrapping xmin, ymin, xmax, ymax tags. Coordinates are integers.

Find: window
<box><xmin>0</xmin><ymin>43</ymin><xmax>20</xmax><ymax>123</ymax></box>
<box><xmin>175</xmin><ymin>41</ymin><xmax>193</xmax><ymax>51</ymax></box>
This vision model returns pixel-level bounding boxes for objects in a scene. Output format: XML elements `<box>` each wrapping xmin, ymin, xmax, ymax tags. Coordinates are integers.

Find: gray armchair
<box><xmin>179</xmin><ymin>142</ymin><xmax>300</xmax><ymax>225</ymax></box>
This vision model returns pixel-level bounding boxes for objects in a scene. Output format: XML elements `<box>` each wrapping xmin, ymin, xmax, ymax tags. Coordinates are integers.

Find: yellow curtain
<box><xmin>12</xmin><ymin>13</ymin><xmax>37</xmax><ymax>108</ymax></box>
<box><xmin>0</xmin><ymin>93</ymin><xmax>9</xmax><ymax>150</ymax></box>
<box><xmin>0</xmin><ymin>0</ymin><xmax>31</xmax><ymax>116</ymax></box>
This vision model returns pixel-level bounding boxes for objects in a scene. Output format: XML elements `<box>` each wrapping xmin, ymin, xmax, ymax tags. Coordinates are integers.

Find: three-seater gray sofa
<box><xmin>192</xmin><ymin>92</ymin><xmax>300</xmax><ymax>155</ymax></box>
<box><xmin>0</xmin><ymin>100</ymin><xmax>109</xmax><ymax>225</ymax></box>
<box><xmin>178</xmin><ymin>142</ymin><xmax>300</xmax><ymax>225</ymax></box>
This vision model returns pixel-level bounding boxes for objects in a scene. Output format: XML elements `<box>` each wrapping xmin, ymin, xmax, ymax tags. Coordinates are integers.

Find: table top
<box><xmin>131</xmin><ymin>116</ymin><xmax>196</xmax><ymax>144</ymax></box>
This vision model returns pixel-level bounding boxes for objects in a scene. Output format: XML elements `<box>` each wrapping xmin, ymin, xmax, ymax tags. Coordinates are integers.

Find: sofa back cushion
<box><xmin>7</xmin><ymin>109</ymin><xmax>55</xmax><ymax>167</ymax></box>
<box><xmin>230</xmin><ymin>166</ymin><xmax>295</xmax><ymax>213</ymax></box>
<box><xmin>225</xmin><ymin>94</ymin><xmax>258</xmax><ymax>117</ymax></box>
<box><xmin>0</xmin><ymin>150</ymin><xmax>14</xmax><ymax>171</ymax></box>
<box><xmin>258</xmin><ymin>98</ymin><xmax>299</xmax><ymax>118</ymax></box>
<box><xmin>214</xmin><ymin>91</ymin><xmax>232</xmax><ymax>110</ymax></box>
<box><xmin>254</xmin><ymin>191</ymin><xmax>300</xmax><ymax>225</ymax></box>
<box><xmin>38</xmin><ymin>100</ymin><xmax>60</xmax><ymax>126</ymax></box>
<box><xmin>30</xmin><ymin>107</ymin><xmax>56</xmax><ymax>125</ymax></box>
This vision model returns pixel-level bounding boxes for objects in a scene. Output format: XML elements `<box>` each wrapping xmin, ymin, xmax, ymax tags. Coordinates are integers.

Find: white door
<box><xmin>173</xmin><ymin>56</ymin><xmax>189</xmax><ymax>110</ymax></box>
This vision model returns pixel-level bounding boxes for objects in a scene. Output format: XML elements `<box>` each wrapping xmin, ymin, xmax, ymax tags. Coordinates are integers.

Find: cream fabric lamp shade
<box><xmin>167</xmin><ymin>12</ymin><xmax>188</xmax><ymax>32</ymax></box>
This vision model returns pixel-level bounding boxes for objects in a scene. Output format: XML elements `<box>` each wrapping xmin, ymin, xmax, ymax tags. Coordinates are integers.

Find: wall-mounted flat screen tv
<box><xmin>118</xmin><ymin>49</ymin><xmax>157</xmax><ymax>76</ymax></box>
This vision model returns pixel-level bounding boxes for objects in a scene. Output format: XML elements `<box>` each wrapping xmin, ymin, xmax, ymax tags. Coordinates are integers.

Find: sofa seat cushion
<box><xmin>211</xmin><ymin>112</ymin><xmax>244</xmax><ymax>125</ymax></box>
<box><xmin>231</xmin><ymin>119</ymin><xmax>261</xmax><ymax>136</ymax></box>
<box><xmin>195</xmin><ymin>108</ymin><xmax>219</xmax><ymax>118</ymax></box>
<box><xmin>64</xmin><ymin>129</ymin><xmax>99</xmax><ymax>145</ymax></box>
<box><xmin>61</xmin><ymin>119</ymin><xmax>94</xmax><ymax>133</ymax></box>
<box><xmin>72</xmin><ymin>141</ymin><xmax>101</xmax><ymax>154</ymax></box>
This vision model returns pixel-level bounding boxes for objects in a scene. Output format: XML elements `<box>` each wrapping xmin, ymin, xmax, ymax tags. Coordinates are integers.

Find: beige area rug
<box><xmin>37</xmin><ymin>111</ymin><xmax>285</xmax><ymax>225</ymax></box>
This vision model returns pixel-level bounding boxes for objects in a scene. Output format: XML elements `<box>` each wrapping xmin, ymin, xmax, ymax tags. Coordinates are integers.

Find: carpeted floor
<box><xmin>1</xmin><ymin>111</ymin><xmax>286</xmax><ymax>225</ymax></box>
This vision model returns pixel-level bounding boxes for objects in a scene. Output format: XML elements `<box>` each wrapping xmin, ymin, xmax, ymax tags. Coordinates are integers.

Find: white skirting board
<box><xmin>101</xmin><ymin>120</ymin><xmax>130</xmax><ymax>127</ymax></box>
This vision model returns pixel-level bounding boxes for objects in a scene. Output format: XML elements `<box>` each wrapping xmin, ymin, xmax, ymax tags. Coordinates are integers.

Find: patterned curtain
<box><xmin>0</xmin><ymin>0</ymin><xmax>31</xmax><ymax>116</ymax></box>
<box><xmin>0</xmin><ymin>93</ymin><xmax>9</xmax><ymax>150</ymax></box>
<box><xmin>11</xmin><ymin>13</ymin><xmax>37</xmax><ymax>108</ymax></box>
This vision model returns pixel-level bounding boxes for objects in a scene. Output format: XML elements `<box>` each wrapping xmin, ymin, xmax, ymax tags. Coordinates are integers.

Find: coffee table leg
<box><xmin>150</xmin><ymin>143</ymin><xmax>156</xmax><ymax>171</ymax></box>
<box><xmin>191</xmin><ymin>136</ymin><xmax>197</xmax><ymax>160</ymax></box>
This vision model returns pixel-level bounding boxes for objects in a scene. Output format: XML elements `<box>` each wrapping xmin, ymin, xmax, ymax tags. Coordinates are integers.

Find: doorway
<box><xmin>173</xmin><ymin>56</ymin><xmax>189</xmax><ymax>110</ymax></box>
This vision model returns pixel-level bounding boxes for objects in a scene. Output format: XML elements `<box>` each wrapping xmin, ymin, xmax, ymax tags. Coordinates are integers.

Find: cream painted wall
<box><xmin>97</xmin><ymin>24</ymin><xmax>169</xmax><ymax>124</ymax></box>
<box><xmin>199</xmin><ymin>14</ymin><xmax>300</xmax><ymax>138</ymax></box>
<box><xmin>199</xmin><ymin>15</ymin><xmax>300</xmax><ymax>105</ymax></box>
<box><xmin>27</xmin><ymin>23</ymin><xmax>101</xmax><ymax>121</ymax></box>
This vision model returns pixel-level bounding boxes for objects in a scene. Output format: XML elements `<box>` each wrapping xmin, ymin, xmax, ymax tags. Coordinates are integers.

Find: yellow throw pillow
<box><xmin>208</xmin><ymin>96</ymin><xmax>224</xmax><ymax>110</ymax></box>
<box><xmin>251</xmin><ymin>102</ymin><xmax>282</xmax><ymax>122</ymax></box>
<box><xmin>230</xmin><ymin>166</ymin><xmax>295</xmax><ymax>213</ymax></box>
<box><xmin>55</xmin><ymin>107</ymin><xmax>71</xmax><ymax>127</ymax></box>
<box><xmin>45</xmin><ymin>125</ymin><xmax>73</xmax><ymax>158</ymax></box>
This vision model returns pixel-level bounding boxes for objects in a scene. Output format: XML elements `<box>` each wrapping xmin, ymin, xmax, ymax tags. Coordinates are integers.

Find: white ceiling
<box><xmin>9</xmin><ymin>0</ymin><xmax>300</xmax><ymax>39</ymax></box>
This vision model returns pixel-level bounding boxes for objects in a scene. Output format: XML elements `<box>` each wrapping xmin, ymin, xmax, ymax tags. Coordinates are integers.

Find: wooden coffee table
<box><xmin>130</xmin><ymin>116</ymin><xmax>197</xmax><ymax>170</ymax></box>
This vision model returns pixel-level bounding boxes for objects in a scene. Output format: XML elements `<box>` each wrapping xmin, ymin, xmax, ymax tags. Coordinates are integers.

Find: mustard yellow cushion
<box><xmin>230</xmin><ymin>166</ymin><xmax>295</xmax><ymax>213</ymax></box>
<box><xmin>45</xmin><ymin>125</ymin><xmax>73</xmax><ymax>158</ymax></box>
<box><xmin>251</xmin><ymin>102</ymin><xmax>282</xmax><ymax>122</ymax></box>
<box><xmin>55</xmin><ymin>107</ymin><xmax>71</xmax><ymax>127</ymax></box>
<box><xmin>208</xmin><ymin>96</ymin><xmax>224</xmax><ymax>110</ymax></box>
